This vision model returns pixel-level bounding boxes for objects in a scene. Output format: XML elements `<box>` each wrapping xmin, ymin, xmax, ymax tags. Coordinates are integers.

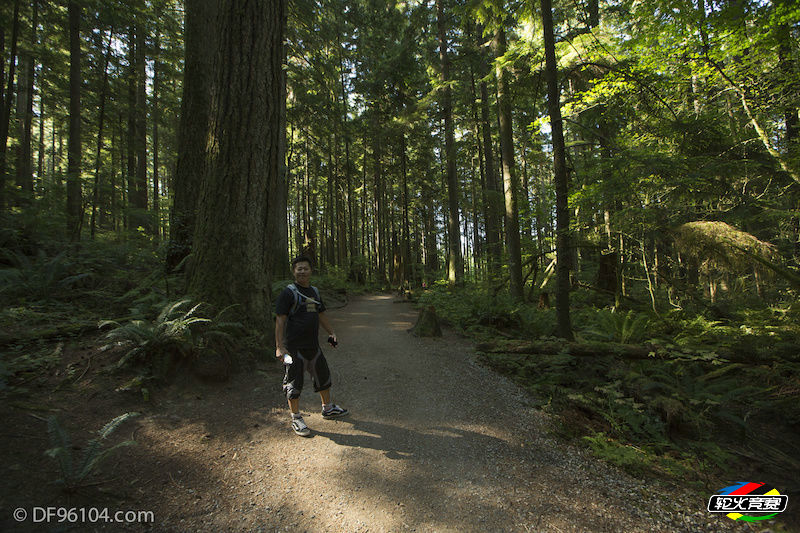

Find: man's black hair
<box><xmin>291</xmin><ymin>255</ymin><xmax>313</xmax><ymax>269</ymax></box>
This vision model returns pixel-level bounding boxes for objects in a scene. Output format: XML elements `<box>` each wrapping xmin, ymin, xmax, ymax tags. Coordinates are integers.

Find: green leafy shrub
<box><xmin>45</xmin><ymin>413</ymin><xmax>139</xmax><ymax>492</ymax></box>
<box><xmin>101</xmin><ymin>299</ymin><xmax>243</xmax><ymax>380</ymax></box>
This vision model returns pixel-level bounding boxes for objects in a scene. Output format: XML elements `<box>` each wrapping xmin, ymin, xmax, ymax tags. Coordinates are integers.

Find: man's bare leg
<box><xmin>288</xmin><ymin>398</ymin><xmax>300</xmax><ymax>415</ymax></box>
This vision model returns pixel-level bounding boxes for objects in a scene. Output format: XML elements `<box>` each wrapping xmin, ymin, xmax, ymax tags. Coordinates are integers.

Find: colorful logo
<box><xmin>708</xmin><ymin>482</ymin><xmax>788</xmax><ymax>522</ymax></box>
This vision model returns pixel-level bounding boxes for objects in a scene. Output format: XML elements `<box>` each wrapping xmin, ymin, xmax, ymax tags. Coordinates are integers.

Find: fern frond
<box><xmin>79</xmin><ymin>440</ymin><xmax>137</xmax><ymax>480</ymax></box>
<box><xmin>159</xmin><ymin>299</ymin><xmax>192</xmax><ymax>322</ymax></box>
<box><xmin>45</xmin><ymin>416</ymin><xmax>74</xmax><ymax>483</ymax></box>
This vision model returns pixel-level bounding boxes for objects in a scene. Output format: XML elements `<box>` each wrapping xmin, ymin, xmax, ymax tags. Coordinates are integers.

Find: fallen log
<box><xmin>474</xmin><ymin>340</ymin><xmax>773</xmax><ymax>366</ymax></box>
<box><xmin>476</xmin><ymin>340</ymin><xmax>659</xmax><ymax>359</ymax></box>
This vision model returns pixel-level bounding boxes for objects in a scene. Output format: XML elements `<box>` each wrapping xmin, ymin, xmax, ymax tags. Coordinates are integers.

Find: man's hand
<box><xmin>275</xmin><ymin>347</ymin><xmax>286</xmax><ymax>359</ymax></box>
<box><xmin>327</xmin><ymin>334</ymin><xmax>338</xmax><ymax>348</ymax></box>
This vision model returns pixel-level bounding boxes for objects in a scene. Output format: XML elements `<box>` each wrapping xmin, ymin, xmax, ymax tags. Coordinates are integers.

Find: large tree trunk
<box><xmin>541</xmin><ymin>0</ymin><xmax>574</xmax><ymax>339</ymax></box>
<box><xmin>188</xmin><ymin>0</ymin><xmax>287</xmax><ymax>331</ymax></box>
<box><xmin>167</xmin><ymin>0</ymin><xmax>217</xmax><ymax>271</ymax></box>
<box><xmin>493</xmin><ymin>25</ymin><xmax>524</xmax><ymax>301</ymax></box>
<box><xmin>66</xmin><ymin>0</ymin><xmax>82</xmax><ymax>241</ymax></box>
<box><xmin>1</xmin><ymin>0</ymin><xmax>21</xmax><ymax>210</ymax></box>
<box><xmin>270</xmin><ymin>35</ymin><xmax>289</xmax><ymax>275</ymax></box>
<box><xmin>437</xmin><ymin>0</ymin><xmax>463</xmax><ymax>285</ymax></box>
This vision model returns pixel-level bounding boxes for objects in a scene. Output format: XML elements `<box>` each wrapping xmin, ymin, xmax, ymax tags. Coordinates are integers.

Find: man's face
<box><xmin>292</xmin><ymin>261</ymin><xmax>312</xmax><ymax>284</ymax></box>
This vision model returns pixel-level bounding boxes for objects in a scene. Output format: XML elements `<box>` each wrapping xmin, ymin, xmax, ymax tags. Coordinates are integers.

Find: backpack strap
<box><xmin>287</xmin><ymin>284</ymin><xmax>300</xmax><ymax>316</ymax></box>
<box><xmin>311</xmin><ymin>286</ymin><xmax>321</xmax><ymax>306</ymax></box>
<box><xmin>287</xmin><ymin>284</ymin><xmax>322</xmax><ymax>316</ymax></box>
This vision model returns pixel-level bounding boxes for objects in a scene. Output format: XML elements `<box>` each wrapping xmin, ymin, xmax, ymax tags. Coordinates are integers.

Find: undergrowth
<box><xmin>418</xmin><ymin>283</ymin><xmax>800</xmax><ymax>492</ymax></box>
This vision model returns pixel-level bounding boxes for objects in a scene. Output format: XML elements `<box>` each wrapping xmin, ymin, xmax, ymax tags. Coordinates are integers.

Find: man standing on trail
<box><xmin>275</xmin><ymin>256</ymin><xmax>348</xmax><ymax>436</ymax></box>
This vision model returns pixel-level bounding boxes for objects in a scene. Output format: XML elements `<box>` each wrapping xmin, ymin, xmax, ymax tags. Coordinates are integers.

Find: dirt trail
<box><xmin>2</xmin><ymin>294</ymin><xmax>745</xmax><ymax>532</ymax></box>
<box><xmin>219</xmin><ymin>294</ymin><xmax>733</xmax><ymax>532</ymax></box>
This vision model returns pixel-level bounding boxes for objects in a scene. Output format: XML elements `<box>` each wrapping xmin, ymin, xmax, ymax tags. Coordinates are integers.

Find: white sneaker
<box><xmin>322</xmin><ymin>404</ymin><xmax>349</xmax><ymax>419</ymax></box>
<box><xmin>291</xmin><ymin>416</ymin><xmax>311</xmax><ymax>437</ymax></box>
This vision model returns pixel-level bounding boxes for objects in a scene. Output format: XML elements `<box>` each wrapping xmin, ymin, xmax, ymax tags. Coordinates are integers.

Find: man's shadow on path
<box><xmin>312</xmin><ymin>416</ymin><xmax>539</xmax><ymax>464</ymax></box>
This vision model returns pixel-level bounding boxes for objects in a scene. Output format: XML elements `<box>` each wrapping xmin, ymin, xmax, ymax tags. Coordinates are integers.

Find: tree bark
<box><xmin>270</xmin><ymin>35</ymin><xmax>289</xmax><ymax>274</ymax></box>
<box><xmin>167</xmin><ymin>0</ymin><xmax>217</xmax><ymax>271</ymax></box>
<box><xmin>66</xmin><ymin>0</ymin><xmax>82</xmax><ymax>241</ymax></box>
<box><xmin>493</xmin><ymin>25</ymin><xmax>524</xmax><ymax>301</ymax></box>
<box><xmin>437</xmin><ymin>0</ymin><xmax>463</xmax><ymax>285</ymax></box>
<box><xmin>188</xmin><ymin>0</ymin><xmax>287</xmax><ymax>331</ymax></box>
<box><xmin>541</xmin><ymin>0</ymin><xmax>574</xmax><ymax>339</ymax></box>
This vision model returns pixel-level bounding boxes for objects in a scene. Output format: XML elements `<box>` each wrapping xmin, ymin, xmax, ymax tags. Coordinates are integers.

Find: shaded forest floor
<box><xmin>1</xmin><ymin>294</ymin><xmax>795</xmax><ymax>532</ymax></box>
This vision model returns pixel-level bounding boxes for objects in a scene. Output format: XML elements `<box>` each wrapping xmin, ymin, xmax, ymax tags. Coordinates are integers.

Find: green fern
<box><xmin>45</xmin><ymin>413</ymin><xmax>139</xmax><ymax>491</ymax></box>
<box><xmin>0</xmin><ymin>249</ymin><xmax>89</xmax><ymax>301</ymax></box>
<box><xmin>100</xmin><ymin>299</ymin><xmax>243</xmax><ymax>378</ymax></box>
<box><xmin>585</xmin><ymin>309</ymin><xmax>650</xmax><ymax>344</ymax></box>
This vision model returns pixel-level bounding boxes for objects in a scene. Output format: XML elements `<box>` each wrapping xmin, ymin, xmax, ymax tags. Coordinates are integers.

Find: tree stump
<box><xmin>410</xmin><ymin>306</ymin><xmax>442</xmax><ymax>337</ymax></box>
<box><xmin>537</xmin><ymin>292</ymin><xmax>550</xmax><ymax>309</ymax></box>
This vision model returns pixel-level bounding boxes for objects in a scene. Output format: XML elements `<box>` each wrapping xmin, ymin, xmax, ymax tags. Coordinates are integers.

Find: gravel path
<box><xmin>242</xmin><ymin>294</ymin><xmax>744</xmax><ymax>533</ymax></box>
<box><xmin>0</xmin><ymin>294</ymin><xmax>770</xmax><ymax>533</ymax></box>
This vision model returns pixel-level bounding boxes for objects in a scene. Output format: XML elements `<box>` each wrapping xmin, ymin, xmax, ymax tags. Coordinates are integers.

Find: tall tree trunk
<box><xmin>66</xmin><ymin>0</ymin><xmax>82</xmax><ymax>240</ymax></box>
<box><xmin>152</xmin><ymin>27</ymin><xmax>161</xmax><ymax>240</ymax></box>
<box><xmin>167</xmin><ymin>0</ymin><xmax>217</xmax><ymax>271</ymax></box>
<box><xmin>493</xmin><ymin>25</ymin><xmax>524</xmax><ymax>301</ymax></box>
<box><xmin>541</xmin><ymin>0</ymin><xmax>574</xmax><ymax>339</ymax></box>
<box><xmin>133</xmin><ymin>19</ymin><xmax>148</xmax><ymax>229</ymax></box>
<box><xmin>467</xmin><ymin>61</ymin><xmax>485</xmax><ymax>274</ymax></box>
<box><xmin>110</xmin><ymin>119</ymin><xmax>118</xmax><ymax>230</ymax></box>
<box><xmin>188</xmin><ymin>0</ymin><xmax>287</xmax><ymax>331</ymax></box>
<box><xmin>400</xmin><ymin>132</ymin><xmax>412</xmax><ymax>285</ymax></box>
<box><xmin>14</xmin><ymin>0</ymin><xmax>37</xmax><ymax>203</ymax></box>
<box><xmin>373</xmin><ymin>114</ymin><xmax>386</xmax><ymax>283</ymax></box>
<box><xmin>37</xmin><ymin>92</ymin><xmax>44</xmax><ymax>193</ymax></box>
<box><xmin>339</xmin><ymin>39</ymin><xmax>356</xmax><ymax>267</ymax></box>
<box><xmin>480</xmin><ymin>76</ymin><xmax>501</xmax><ymax>274</ymax></box>
<box><xmin>0</xmin><ymin>0</ymin><xmax>21</xmax><ymax>209</ymax></box>
<box><xmin>270</xmin><ymin>36</ymin><xmax>289</xmax><ymax>274</ymax></box>
<box><xmin>91</xmin><ymin>28</ymin><xmax>113</xmax><ymax>239</ymax></box>
<box><xmin>125</xmin><ymin>33</ymin><xmax>136</xmax><ymax>231</ymax></box>
<box><xmin>437</xmin><ymin>0</ymin><xmax>463</xmax><ymax>285</ymax></box>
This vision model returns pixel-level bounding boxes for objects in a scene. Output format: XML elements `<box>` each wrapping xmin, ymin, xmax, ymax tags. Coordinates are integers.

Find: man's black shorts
<box><xmin>282</xmin><ymin>348</ymin><xmax>332</xmax><ymax>400</ymax></box>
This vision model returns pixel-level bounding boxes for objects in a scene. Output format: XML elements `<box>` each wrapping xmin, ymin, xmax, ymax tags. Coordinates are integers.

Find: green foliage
<box><xmin>417</xmin><ymin>284</ymin><xmax>553</xmax><ymax>337</ymax></box>
<box><xmin>479</xmin><ymin>315</ymin><xmax>800</xmax><ymax>484</ymax></box>
<box><xmin>0</xmin><ymin>250</ymin><xmax>91</xmax><ymax>302</ymax></box>
<box><xmin>101</xmin><ymin>299</ymin><xmax>243</xmax><ymax>380</ymax></box>
<box><xmin>582</xmin><ymin>309</ymin><xmax>651</xmax><ymax>344</ymax></box>
<box><xmin>45</xmin><ymin>413</ymin><xmax>139</xmax><ymax>492</ymax></box>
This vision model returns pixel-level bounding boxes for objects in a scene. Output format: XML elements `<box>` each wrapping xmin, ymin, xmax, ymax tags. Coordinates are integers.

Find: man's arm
<box><xmin>275</xmin><ymin>314</ymin><xmax>287</xmax><ymax>358</ymax></box>
<box><xmin>318</xmin><ymin>312</ymin><xmax>337</xmax><ymax>346</ymax></box>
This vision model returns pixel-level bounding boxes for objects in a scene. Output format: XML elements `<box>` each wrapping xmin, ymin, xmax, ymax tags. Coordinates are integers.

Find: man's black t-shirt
<box><xmin>275</xmin><ymin>285</ymin><xmax>326</xmax><ymax>352</ymax></box>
